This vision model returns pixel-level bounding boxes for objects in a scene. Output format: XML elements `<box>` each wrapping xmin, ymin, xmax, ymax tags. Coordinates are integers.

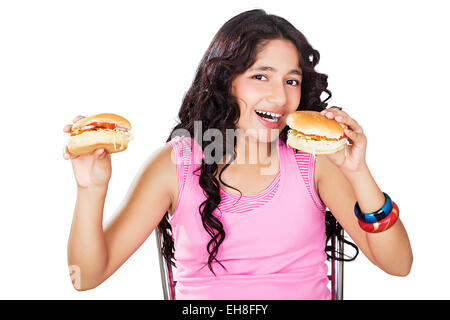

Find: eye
<box><xmin>252</xmin><ymin>74</ymin><xmax>267</xmax><ymax>81</ymax></box>
<box><xmin>286</xmin><ymin>79</ymin><xmax>300</xmax><ymax>86</ymax></box>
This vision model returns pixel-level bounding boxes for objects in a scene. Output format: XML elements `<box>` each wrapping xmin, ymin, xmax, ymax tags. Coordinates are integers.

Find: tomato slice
<box><xmin>295</xmin><ymin>130</ymin><xmax>345</xmax><ymax>141</ymax></box>
<box><xmin>88</xmin><ymin>122</ymin><xmax>116</xmax><ymax>129</ymax></box>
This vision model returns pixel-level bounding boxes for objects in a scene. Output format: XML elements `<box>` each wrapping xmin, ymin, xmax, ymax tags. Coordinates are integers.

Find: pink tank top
<box><xmin>166</xmin><ymin>136</ymin><xmax>330</xmax><ymax>300</ymax></box>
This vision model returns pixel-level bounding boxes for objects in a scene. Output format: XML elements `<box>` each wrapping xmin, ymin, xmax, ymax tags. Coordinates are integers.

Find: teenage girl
<box><xmin>63</xmin><ymin>9</ymin><xmax>412</xmax><ymax>299</ymax></box>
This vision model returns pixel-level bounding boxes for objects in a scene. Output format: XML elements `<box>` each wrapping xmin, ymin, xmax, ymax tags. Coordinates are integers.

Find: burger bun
<box><xmin>286</xmin><ymin>110</ymin><xmax>346</xmax><ymax>139</ymax></box>
<box><xmin>67</xmin><ymin>113</ymin><xmax>132</xmax><ymax>156</ymax></box>
<box><xmin>286</xmin><ymin>110</ymin><xmax>348</xmax><ymax>155</ymax></box>
<box><xmin>286</xmin><ymin>131</ymin><xmax>347</xmax><ymax>155</ymax></box>
<box><xmin>67</xmin><ymin>130</ymin><xmax>130</xmax><ymax>156</ymax></box>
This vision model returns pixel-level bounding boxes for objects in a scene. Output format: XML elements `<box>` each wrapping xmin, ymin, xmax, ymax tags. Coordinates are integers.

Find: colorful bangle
<box><xmin>357</xmin><ymin>201</ymin><xmax>399</xmax><ymax>233</ymax></box>
<box><xmin>354</xmin><ymin>192</ymin><xmax>393</xmax><ymax>223</ymax></box>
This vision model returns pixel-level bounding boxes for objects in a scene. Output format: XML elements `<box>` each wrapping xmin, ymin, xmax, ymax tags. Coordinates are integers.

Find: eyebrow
<box><xmin>250</xmin><ymin>65</ymin><xmax>303</xmax><ymax>76</ymax></box>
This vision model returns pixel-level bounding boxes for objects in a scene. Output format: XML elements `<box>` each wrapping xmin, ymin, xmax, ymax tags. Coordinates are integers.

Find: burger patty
<box><xmin>289</xmin><ymin>129</ymin><xmax>344</xmax><ymax>141</ymax></box>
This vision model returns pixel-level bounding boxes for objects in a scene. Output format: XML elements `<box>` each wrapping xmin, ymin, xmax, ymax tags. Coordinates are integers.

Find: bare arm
<box><xmin>317</xmin><ymin>154</ymin><xmax>413</xmax><ymax>276</ymax></box>
<box><xmin>315</xmin><ymin>108</ymin><xmax>413</xmax><ymax>276</ymax></box>
<box><xmin>66</xmin><ymin>143</ymin><xmax>177</xmax><ymax>290</ymax></box>
<box><xmin>341</xmin><ymin>163</ymin><xmax>412</xmax><ymax>276</ymax></box>
<box><xmin>67</xmin><ymin>186</ymin><xmax>109</xmax><ymax>290</ymax></box>
<box><xmin>99</xmin><ymin>145</ymin><xmax>176</xmax><ymax>286</ymax></box>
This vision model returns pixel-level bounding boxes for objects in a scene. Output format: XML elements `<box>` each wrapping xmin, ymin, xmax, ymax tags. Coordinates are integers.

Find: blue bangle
<box><xmin>354</xmin><ymin>192</ymin><xmax>393</xmax><ymax>223</ymax></box>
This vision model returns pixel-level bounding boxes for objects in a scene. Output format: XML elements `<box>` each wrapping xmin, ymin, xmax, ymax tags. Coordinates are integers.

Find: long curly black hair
<box><xmin>157</xmin><ymin>9</ymin><xmax>357</xmax><ymax>275</ymax></box>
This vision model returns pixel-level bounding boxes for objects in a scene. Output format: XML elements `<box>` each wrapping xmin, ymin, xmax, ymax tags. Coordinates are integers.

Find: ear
<box><xmin>230</xmin><ymin>81</ymin><xmax>236</xmax><ymax>96</ymax></box>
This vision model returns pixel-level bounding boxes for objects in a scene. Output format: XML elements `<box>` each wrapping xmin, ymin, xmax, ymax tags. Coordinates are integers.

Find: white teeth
<box><xmin>255</xmin><ymin>110</ymin><xmax>282</xmax><ymax>118</ymax></box>
<box><xmin>255</xmin><ymin>109</ymin><xmax>282</xmax><ymax>122</ymax></box>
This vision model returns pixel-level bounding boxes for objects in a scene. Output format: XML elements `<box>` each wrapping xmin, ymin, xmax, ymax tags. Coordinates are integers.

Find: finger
<box><xmin>336</xmin><ymin>115</ymin><xmax>363</xmax><ymax>133</ymax></box>
<box><xmin>63</xmin><ymin>145</ymin><xmax>79</xmax><ymax>160</ymax></box>
<box><xmin>320</xmin><ymin>108</ymin><xmax>343</xmax><ymax>121</ymax></box>
<box><xmin>98</xmin><ymin>148</ymin><xmax>111</xmax><ymax>161</ymax></box>
<box><xmin>62</xmin><ymin>145</ymin><xmax>70</xmax><ymax>160</ymax></box>
<box><xmin>344</xmin><ymin>128</ymin><xmax>365</xmax><ymax>145</ymax></box>
<box><xmin>72</xmin><ymin>115</ymin><xmax>86</xmax><ymax>124</ymax></box>
<box><xmin>95</xmin><ymin>148</ymin><xmax>106</xmax><ymax>159</ymax></box>
<box><xmin>344</xmin><ymin>128</ymin><xmax>355</xmax><ymax>139</ymax></box>
<box><xmin>63</xmin><ymin>124</ymin><xmax>72</xmax><ymax>133</ymax></box>
<box><xmin>343</xmin><ymin>128</ymin><xmax>357</xmax><ymax>146</ymax></box>
<box><xmin>320</xmin><ymin>108</ymin><xmax>348</xmax><ymax>119</ymax></box>
<box><xmin>320</xmin><ymin>109</ymin><xmax>358</xmax><ymax>132</ymax></box>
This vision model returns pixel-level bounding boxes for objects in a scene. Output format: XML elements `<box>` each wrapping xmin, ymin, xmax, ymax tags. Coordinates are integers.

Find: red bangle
<box><xmin>358</xmin><ymin>201</ymin><xmax>399</xmax><ymax>233</ymax></box>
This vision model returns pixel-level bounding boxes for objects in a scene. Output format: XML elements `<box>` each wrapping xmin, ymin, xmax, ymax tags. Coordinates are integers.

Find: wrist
<box><xmin>77</xmin><ymin>185</ymin><xmax>108</xmax><ymax>195</ymax></box>
<box><xmin>342</xmin><ymin>164</ymin><xmax>385</xmax><ymax>214</ymax></box>
<box><xmin>340</xmin><ymin>162</ymin><xmax>369</xmax><ymax>179</ymax></box>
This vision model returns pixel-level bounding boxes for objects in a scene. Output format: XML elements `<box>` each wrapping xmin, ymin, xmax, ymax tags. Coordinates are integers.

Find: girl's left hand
<box><xmin>320</xmin><ymin>108</ymin><xmax>367</xmax><ymax>173</ymax></box>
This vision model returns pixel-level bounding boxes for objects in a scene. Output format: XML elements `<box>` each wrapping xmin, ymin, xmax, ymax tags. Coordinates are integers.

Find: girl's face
<box><xmin>232</xmin><ymin>39</ymin><xmax>302</xmax><ymax>143</ymax></box>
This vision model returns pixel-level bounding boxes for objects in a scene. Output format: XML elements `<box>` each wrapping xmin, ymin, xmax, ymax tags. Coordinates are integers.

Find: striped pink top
<box><xmin>166</xmin><ymin>136</ymin><xmax>329</xmax><ymax>300</ymax></box>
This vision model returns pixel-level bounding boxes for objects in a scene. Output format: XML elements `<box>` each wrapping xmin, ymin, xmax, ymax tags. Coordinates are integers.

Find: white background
<box><xmin>0</xmin><ymin>0</ymin><xmax>449</xmax><ymax>299</ymax></box>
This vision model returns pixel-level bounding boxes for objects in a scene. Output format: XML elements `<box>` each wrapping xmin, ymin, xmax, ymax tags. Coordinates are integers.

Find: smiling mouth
<box><xmin>255</xmin><ymin>110</ymin><xmax>283</xmax><ymax>122</ymax></box>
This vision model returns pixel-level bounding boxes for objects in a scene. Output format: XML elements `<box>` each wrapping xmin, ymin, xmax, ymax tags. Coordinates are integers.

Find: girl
<box><xmin>63</xmin><ymin>9</ymin><xmax>412</xmax><ymax>299</ymax></box>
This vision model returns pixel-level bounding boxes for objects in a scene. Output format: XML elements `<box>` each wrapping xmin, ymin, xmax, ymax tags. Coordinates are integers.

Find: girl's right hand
<box><xmin>63</xmin><ymin>115</ymin><xmax>112</xmax><ymax>190</ymax></box>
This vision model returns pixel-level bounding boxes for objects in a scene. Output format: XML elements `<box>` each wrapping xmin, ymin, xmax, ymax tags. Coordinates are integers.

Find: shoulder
<box><xmin>289</xmin><ymin>147</ymin><xmax>319</xmax><ymax>194</ymax></box>
<box><xmin>288</xmin><ymin>145</ymin><xmax>322</xmax><ymax>196</ymax></box>
<box><xmin>138</xmin><ymin>143</ymin><xmax>178</xmax><ymax>207</ymax></box>
<box><xmin>315</xmin><ymin>155</ymin><xmax>329</xmax><ymax>186</ymax></box>
<box><xmin>315</xmin><ymin>155</ymin><xmax>357</xmax><ymax>210</ymax></box>
<box><xmin>166</xmin><ymin>135</ymin><xmax>201</xmax><ymax>163</ymax></box>
<box><xmin>315</xmin><ymin>155</ymin><xmax>340</xmax><ymax>198</ymax></box>
<box><xmin>314</xmin><ymin>155</ymin><xmax>379</xmax><ymax>267</ymax></box>
<box><xmin>315</xmin><ymin>155</ymin><xmax>344</xmax><ymax>203</ymax></box>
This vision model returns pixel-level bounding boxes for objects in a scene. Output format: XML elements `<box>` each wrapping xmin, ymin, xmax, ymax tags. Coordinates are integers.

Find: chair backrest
<box><xmin>155</xmin><ymin>209</ymin><xmax>346</xmax><ymax>300</ymax></box>
<box><xmin>155</xmin><ymin>226</ymin><xmax>176</xmax><ymax>300</ymax></box>
<box><xmin>325</xmin><ymin>210</ymin><xmax>345</xmax><ymax>300</ymax></box>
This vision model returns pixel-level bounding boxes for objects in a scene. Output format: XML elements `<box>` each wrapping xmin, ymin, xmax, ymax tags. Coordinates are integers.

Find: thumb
<box><xmin>96</xmin><ymin>148</ymin><xmax>106</xmax><ymax>159</ymax></box>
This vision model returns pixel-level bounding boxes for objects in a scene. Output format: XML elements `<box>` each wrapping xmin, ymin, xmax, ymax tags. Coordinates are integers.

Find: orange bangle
<box><xmin>357</xmin><ymin>201</ymin><xmax>399</xmax><ymax>233</ymax></box>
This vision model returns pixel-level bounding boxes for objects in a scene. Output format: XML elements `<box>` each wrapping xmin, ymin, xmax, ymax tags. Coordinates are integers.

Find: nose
<box><xmin>266</xmin><ymin>81</ymin><xmax>287</xmax><ymax>106</ymax></box>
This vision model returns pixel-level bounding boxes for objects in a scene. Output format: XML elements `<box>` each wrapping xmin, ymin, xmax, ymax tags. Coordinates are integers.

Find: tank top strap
<box><xmin>166</xmin><ymin>136</ymin><xmax>197</xmax><ymax>201</ymax></box>
<box><xmin>280</xmin><ymin>139</ymin><xmax>326</xmax><ymax>212</ymax></box>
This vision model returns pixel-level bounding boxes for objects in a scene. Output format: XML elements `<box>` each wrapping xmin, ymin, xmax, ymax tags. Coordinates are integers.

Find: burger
<box><xmin>286</xmin><ymin>110</ymin><xmax>348</xmax><ymax>155</ymax></box>
<box><xmin>67</xmin><ymin>113</ymin><xmax>132</xmax><ymax>155</ymax></box>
